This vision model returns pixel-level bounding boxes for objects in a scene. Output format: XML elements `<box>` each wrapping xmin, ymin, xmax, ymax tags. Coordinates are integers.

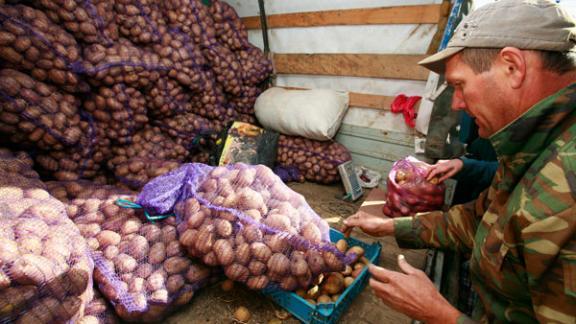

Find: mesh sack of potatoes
<box><xmin>46</xmin><ymin>180</ymin><xmax>133</xmax><ymax>203</ymax></box>
<box><xmin>113</xmin><ymin>0</ymin><xmax>163</xmax><ymax>45</ymax></box>
<box><xmin>155</xmin><ymin>112</ymin><xmax>221</xmax><ymax>150</ymax></box>
<box><xmin>81</xmin><ymin>38</ymin><xmax>169</xmax><ymax>89</ymax></box>
<box><xmin>137</xmin><ymin>163</ymin><xmax>353</xmax><ymax>291</ymax></box>
<box><xmin>83</xmin><ymin>84</ymin><xmax>148</xmax><ymax>145</ymax></box>
<box><xmin>152</xmin><ymin>26</ymin><xmax>208</xmax><ymax>93</ymax></box>
<box><xmin>163</xmin><ymin>0</ymin><xmax>216</xmax><ymax>47</ymax></box>
<box><xmin>77</xmin><ymin>287</ymin><xmax>119</xmax><ymax>324</ymax></box>
<box><xmin>63</xmin><ymin>189</ymin><xmax>214</xmax><ymax>322</ymax></box>
<box><xmin>35</xmin><ymin>119</ymin><xmax>112</xmax><ymax>181</ymax></box>
<box><xmin>384</xmin><ymin>156</ymin><xmax>446</xmax><ymax>217</ymax></box>
<box><xmin>228</xmin><ymin>85</ymin><xmax>264</xmax><ymax>116</ymax></box>
<box><xmin>107</xmin><ymin>126</ymin><xmax>189</xmax><ymax>171</ymax></box>
<box><xmin>32</xmin><ymin>0</ymin><xmax>119</xmax><ymax>45</ymax></box>
<box><xmin>0</xmin><ymin>69</ymin><xmax>84</xmax><ymax>151</ymax></box>
<box><xmin>235</xmin><ymin>46</ymin><xmax>273</xmax><ymax>87</ymax></box>
<box><xmin>0</xmin><ymin>148</ymin><xmax>46</xmax><ymax>189</ymax></box>
<box><xmin>0</xmin><ymin>186</ymin><xmax>94</xmax><ymax>323</ymax></box>
<box><xmin>202</xmin><ymin>43</ymin><xmax>243</xmax><ymax>96</ymax></box>
<box><xmin>112</xmin><ymin>158</ymin><xmax>181</xmax><ymax>191</ymax></box>
<box><xmin>276</xmin><ymin>135</ymin><xmax>352</xmax><ymax>184</ymax></box>
<box><xmin>210</xmin><ymin>0</ymin><xmax>249</xmax><ymax>51</ymax></box>
<box><xmin>189</xmin><ymin>77</ymin><xmax>237</xmax><ymax>122</ymax></box>
<box><xmin>145</xmin><ymin>77</ymin><xmax>194</xmax><ymax>119</ymax></box>
<box><xmin>0</xmin><ymin>4</ymin><xmax>87</xmax><ymax>93</ymax></box>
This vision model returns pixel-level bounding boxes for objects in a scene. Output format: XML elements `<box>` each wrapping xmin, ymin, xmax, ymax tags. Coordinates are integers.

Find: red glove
<box><xmin>391</xmin><ymin>94</ymin><xmax>421</xmax><ymax>128</ymax></box>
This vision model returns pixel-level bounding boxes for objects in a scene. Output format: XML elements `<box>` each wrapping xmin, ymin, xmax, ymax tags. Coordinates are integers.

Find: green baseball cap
<box><xmin>419</xmin><ymin>0</ymin><xmax>576</xmax><ymax>73</ymax></box>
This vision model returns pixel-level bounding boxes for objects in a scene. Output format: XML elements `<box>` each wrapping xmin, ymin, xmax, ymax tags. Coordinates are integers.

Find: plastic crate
<box><xmin>263</xmin><ymin>228</ymin><xmax>382</xmax><ymax>324</ymax></box>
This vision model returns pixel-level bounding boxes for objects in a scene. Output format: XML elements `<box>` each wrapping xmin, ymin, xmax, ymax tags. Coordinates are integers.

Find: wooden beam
<box><xmin>278</xmin><ymin>86</ymin><xmax>395</xmax><ymax>111</ymax></box>
<box><xmin>242</xmin><ymin>4</ymin><xmax>443</xmax><ymax>29</ymax></box>
<box><xmin>427</xmin><ymin>0</ymin><xmax>452</xmax><ymax>54</ymax></box>
<box><xmin>272</xmin><ymin>53</ymin><xmax>430</xmax><ymax>81</ymax></box>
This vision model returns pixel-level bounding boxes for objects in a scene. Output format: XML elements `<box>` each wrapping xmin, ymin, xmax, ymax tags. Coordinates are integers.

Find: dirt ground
<box><xmin>165</xmin><ymin>182</ymin><xmax>427</xmax><ymax>324</ymax></box>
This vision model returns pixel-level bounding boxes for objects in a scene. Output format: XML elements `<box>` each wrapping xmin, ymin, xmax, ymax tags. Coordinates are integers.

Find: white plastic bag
<box><xmin>254</xmin><ymin>87</ymin><xmax>349</xmax><ymax>141</ymax></box>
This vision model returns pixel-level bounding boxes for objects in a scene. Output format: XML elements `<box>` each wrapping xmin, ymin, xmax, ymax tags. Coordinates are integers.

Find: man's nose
<box><xmin>451</xmin><ymin>93</ymin><xmax>466</xmax><ymax>111</ymax></box>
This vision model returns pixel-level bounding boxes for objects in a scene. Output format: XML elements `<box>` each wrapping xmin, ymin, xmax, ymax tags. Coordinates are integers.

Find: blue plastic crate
<box><xmin>263</xmin><ymin>228</ymin><xmax>382</xmax><ymax>324</ymax></box>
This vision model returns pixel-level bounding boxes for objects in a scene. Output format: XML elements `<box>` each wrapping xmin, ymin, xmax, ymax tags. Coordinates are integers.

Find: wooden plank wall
<box><xmin>240</xmin><ymin>1</ymin><xmax>450</xmax><ymax>174</ymax></box>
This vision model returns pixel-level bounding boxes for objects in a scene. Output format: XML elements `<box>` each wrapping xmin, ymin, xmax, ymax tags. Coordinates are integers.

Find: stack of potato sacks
<box><xmin>0</xmin><ymin>0</ymin><xmax>273</xmax><ymax>190</ymax></box>
<box><xmin>0</xmin><ymin>150</ymin><xmax>97</xmax><ymax>323</ymax></box>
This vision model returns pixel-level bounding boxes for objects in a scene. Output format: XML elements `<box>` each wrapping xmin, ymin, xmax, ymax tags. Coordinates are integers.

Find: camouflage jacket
<box><xmin>394</xmin><ymin>83</ymin><xmax>576</xmax><ymax>323</ymax></box>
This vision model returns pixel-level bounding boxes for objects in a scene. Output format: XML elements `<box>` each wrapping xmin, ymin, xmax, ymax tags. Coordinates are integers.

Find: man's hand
<box><xmin>369</xmin><ymin>255</ymin><xmax>461</xmax><ymax>324</ymax></box>
<box><xmin>426</xmin><ymin>159</ymin><xmax>464</xmax><ymax>183</ymax></box>
<box><xmin>341</xmin><ymin>210</ymin><xmax>394</xmax><ymax>237</ymax></box>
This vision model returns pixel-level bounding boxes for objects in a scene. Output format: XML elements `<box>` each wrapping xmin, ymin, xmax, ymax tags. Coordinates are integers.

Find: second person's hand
<box><xmin>342</xmin><ymin>210</ymin><xmax>395</xmax><ymax>237</ymax></box>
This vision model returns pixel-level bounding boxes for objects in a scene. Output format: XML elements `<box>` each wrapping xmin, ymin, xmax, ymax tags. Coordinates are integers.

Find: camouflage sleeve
<box><xmin>393</xmin><ymin>191</ymin><xmax>487</xmax><ymax>253</ymax></box>
<box><xmin>521</xmin><ymin>206</ymin><xmax>576</xmax><ymax>322</ymax></box>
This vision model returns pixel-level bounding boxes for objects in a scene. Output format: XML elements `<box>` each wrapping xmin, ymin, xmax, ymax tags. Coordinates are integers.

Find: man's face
<box><xmin>444</xmin><ymin>53</ymin><xmax>509</xmax><ymax>138</ymax></box>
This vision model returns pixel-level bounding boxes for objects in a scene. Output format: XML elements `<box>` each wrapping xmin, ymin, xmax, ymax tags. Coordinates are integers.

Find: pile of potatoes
<box><xmin>62</xmin><ymin>190</ymin><xmax>213</xmax><ymax>322</ymax></box>
<box><xmin>0</xmin><ymin>148</ymin><xmax>46</xmax><ymax>189</ymax></box>
<box><xmin>35</xmin><ymin>121</ymin><xmax>112</xmax><ymax>181</ymax></box>
<box><xmin>152</xmin><ymin>26</ymin><xmax>207</xmax><ymax>93</ymax></box>
<box><xmin>189</xmin><ymin>79</ymin><xmax>237</xmax><ymax>121</ymax></box>
<box><xmin>296</xmin><ymin>240</ymin><xmax>369</xmax><ymax>305</ymax></box>
<box><xmin>228</xmin><ymin>85</ymin><xmax>264</xmax><ymax>115</ymax></box>
<box><xmin>0</xmin><ymin>69</ymin><xmax>83</xmax><ymax>150</ymax></box>
<box><xmin>173</xmin><ymin>163</ymin><xmax>348</xmax><ymax>291</ymax></box>
<box><xmin>114</xmin><ymin>0</ymin><xmax>162</xmax><ymax>45</ymax></box>
<box><xmin>0</xmin><ymin>5</ymin><xmax>86</xmax><ymax>93</ymax></box>
<box><xmin>33</xmin><ymin>0</ymin><xmax>119</xmax><ymax>45</ymax></box>
<box><xmin>82</xmin><ymin>38</ymin><xmax>167</xmax><ymax>88</ymax></box>
<box><xmin>145</xmin><ymin>77</ymin><xmax>193</xmax><ymax>119</ymax></box>
<box><xmin>46</xmin><ymin>180</ymin><xmax>132</xmax><ymax>202</ymax></box>
<box><xmin>83</xmin><ymin>84</ymin><xmax>148</xmax><ymax>145</ymax></box>
<box><xmin>277</xmin><ymin>135</ymin><xmax>352</xmax><ymax>184</ymax></box>
<box><xmin>235</xmin><ymin>47</ymin><xmax>273</xmax><ymax>87</ymax></box>
<box><xmin>0</xmin><ymin>186</ymin><xmax>93</xmax><ymax>323</ymax></box>
<box><xmin>163</xmin><ymin>0</ymin><xmax>216</xmax><ymax>47</ymax></box>
<box><xmin>210</xmin><ymin>0</ymin><xmax>248</xmax><ymax>51</ymax></box>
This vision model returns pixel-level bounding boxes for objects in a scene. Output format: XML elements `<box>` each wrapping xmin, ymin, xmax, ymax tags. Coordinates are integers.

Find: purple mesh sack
<box><xmin>276</xmin><ymin>135</ymin><xmax>352</xmax><ymax>184</ymax></box>
<box><xmin>83</xmin><ymin>84</ymin><xmax>148</xmax><ymax>145</ymax></box>
<box><xmin>33</xmin><ymin>0</ymin><xmax>119</xmax><ymax>45</ymax></box>
<box><xmin>236</xmin><ymin>46</ymin><xmax>273</xmax><ymax>87</ymax></box>
<box><xmin>81</xmin><ymin>39</ymin><xmax>169</xmax><ymax>89</ymax></box>
<box><xmin>113</xmin><ymin>0</ymin><xmax>162</xmax><ymax>44</ymax></box>
<box><xmin>35</xmin><ymin>117</ymin><xmax>112</xmax><ymax>181</ymax></box>
<box><xmin>137</xmin><ymin>163</ymin><xmax>351</xmax><ymax>291</ymax></box>
<box><xmin>0</xmin><ymin>69</ymin><xmax>84</xmax><ymax>151</ymax></box>
<box><xmin>146</xmin><ymin>77</ymin><xmax>194</xmax><ymax>119</ymax></box>
<box><xmin>210</xmin><ymin>0</ymin><xmax>249</xmax><ymax>51</ymax></box>
<box><xmin>163</xmin><ymin>0</ymin><xmax>217</xmax><ymax>47</ymax></box>
<box><xmin>0</xmin><ymin>186</ymin><xmax>94</xmax><ymax>323</ymax></box>
<box><xmin>153</xmin><ymin>26</ymin><xmax>208</xmax><ymax>93</ymax></box>
<box><xmin>78</xmin><ymin>287</ymin><xmax>119</xmax><ymax>324</ymax></box>
<box><xmin>0</xmin><ymin>148</ymin><xmax>46</xmax><ymax>189</ymax></box>
<box><xmin>60</xmin><ymin>186</ymin><xmax>214</xmax><ymax>322</ymax></box>
<box><xmin>0</xmin><ymin>5</ymin><xmax>87</xmax><ymax>93</ymax></box>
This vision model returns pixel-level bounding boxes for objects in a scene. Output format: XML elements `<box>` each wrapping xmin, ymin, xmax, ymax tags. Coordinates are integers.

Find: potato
<box><xmin>267</xmin><ymin>253</ymin><xmax>290</xmax><ymax>276</ymax></box>
<box><xmin>280</xmin><ymin>276</ymin><xmax>298</xmax><ymax>291</ymax></box>
<box><xmin>344</xmin><ymin>276</ymin><xmax>355</xmax><ymax>288</ymax></box>
<box><xmin>10</xmin><ymin>254</ymin><xmax>55</xmax><ymax>285</ymax></box>
<box><xmin>213</xmin><ymin>239</ymin><xmax>234</xmax><ymax>265</ymax></box>
<box><xmin>166</xmin><ymin>240</ymin><xmax>183</xmax><ymax>258</ymax></box>
<box><xmin>166</xmin><ymin>274</ymin><xmax>185</xmax><ymax>294</ymax></box>
<box><xmin>246</xmin><ymin>275</ymin><xmax>269</xmax><ymax>290</ymax></box>
<box><xmin>97</xmin><ymin>231</ymin><xmax>121</xmax><ymax>247</ymax></box>
<box><xmin>121</xmin><ymin>218</ymin><xmax>142</xmax><ymax>235</ymax></box>
<box><xmin>242</xmin><ymin>224</ymin><xmax>262</xmax><ymax>243</ymax></box>
<box><xmin>149</xmin><ymin>242</ymin><xmax>167</xmax><ymax>265</ymax></box>
<box><xmin>224</xmin><ymin>263</ymin><xmax>249</xmax><ymax>282</ymax></box>
<box><xmin>135</xmin><ymin>263</ymin><xmax>154</xmax><ymax>279</ymax></box>
<box><xmin>185</xmin><ymin>264</ymin><xmax>211</xmax><ymax>283</ymax></box>
<box><xmin>164</xmin><ymin>256</ymin><xmax>191</xmax><ymax>275</ymax></box>
<box><xmin>123</xmin><ymin>235</ymin><xmax>150</xmax><ymax>260</ymax></box>
<box><xmin>114</xmin><ymin>253</ymin><xmax>137</xmax><ymax>273</ymax></box>
<box><xmin>250</xmin><ymin>242</ymin><xmax>272</xmax><ymax>263</ymax></box>
<box><xmin>290</xmin><ymin>254</ymin><xmax>309</xmax><ymax>277</ymax></box>
<box><xmin>146</xmin><ymin>270</ymin><xmax>166</xmax><ymax>291</ymax></box>
<box><xmin>317</xmin><ymin>295</ymin><xmax>332</xmax><ymax>304</ymax></box>
<box><xmin>336</xmin><ymin>239</ymin><xmax>348</xmax><ymax>253</ymax></box>
<box><xmin>323</xmin><ymin>251</ymin><xmax>344</xmax><ymax>272</ymax></box>
<box><xmin>306</xmin><ymin>250</ymin><xmax>326</xmax><ymax>274</ymax></box>
<box><xmin>264</xmin><ymin>234</ymin><xmax>289</xmax><ymax>253</ymax></box>
<box><xmin>322</xmin><ymin>273</ymin><xmax>344</xmax><ymax>295</ymax></box>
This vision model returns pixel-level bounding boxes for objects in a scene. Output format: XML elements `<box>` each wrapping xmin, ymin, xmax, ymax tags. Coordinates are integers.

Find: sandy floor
<box><xmin>164</xmin><ymin>182</ymin><xmax>427</xmax><ymax>324</ymax></box>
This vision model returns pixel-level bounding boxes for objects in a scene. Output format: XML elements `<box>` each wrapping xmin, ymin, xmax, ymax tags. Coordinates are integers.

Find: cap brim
<box><xmin>418</xmin><ymin>47</ymin><xmax>464</xmax><ymax>74</ymax></box>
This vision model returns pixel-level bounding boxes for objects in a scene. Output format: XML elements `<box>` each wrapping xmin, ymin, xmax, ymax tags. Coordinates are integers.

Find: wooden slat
<box><xmin>273</xmin><ymin>53</ymin><xmax>429</xmax><ymax>81</ymax></box>
<box><xmin>242</xmin><ymin>4</ymin><xmax>443</xmax><ymax>29</ymax></box>
<box><xmin>278</xmin><ymin>86</ymin><xmax>396</xmax><ymax>111</ymax></box>
<box><xmin>427</xmin><ymin>0</ymin><xmax>452</xmax><ymax>54</ymax></box>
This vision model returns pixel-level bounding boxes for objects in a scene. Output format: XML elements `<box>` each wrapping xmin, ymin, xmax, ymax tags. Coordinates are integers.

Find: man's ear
<box><xmin>498</xmin><ymin>47</ymin><xmax>527</xmax><ymax>89</ymax></box>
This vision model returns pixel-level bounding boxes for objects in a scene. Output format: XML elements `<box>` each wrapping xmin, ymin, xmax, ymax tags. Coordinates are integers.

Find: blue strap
<box><xmin>114</xmin><ymin>199</ymin><xmax>173</xmax><ymax>223</ymax></box>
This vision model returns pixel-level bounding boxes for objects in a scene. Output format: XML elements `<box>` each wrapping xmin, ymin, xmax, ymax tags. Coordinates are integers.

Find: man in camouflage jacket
<box><xmin>343</xmin><ymin>1</ymin><xmax>576</xmax><ymax>323</ymax></box>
